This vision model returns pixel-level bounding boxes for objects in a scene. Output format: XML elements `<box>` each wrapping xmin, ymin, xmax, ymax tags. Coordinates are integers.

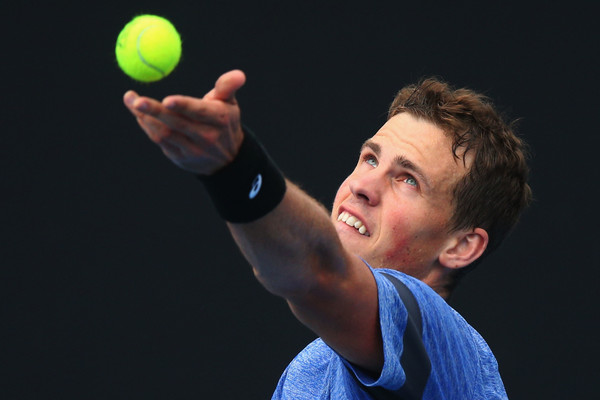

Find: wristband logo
<box><xmin>249</xmin><ymin>174</ymin><xmax>263</xmax><ymax>199</ymax></box>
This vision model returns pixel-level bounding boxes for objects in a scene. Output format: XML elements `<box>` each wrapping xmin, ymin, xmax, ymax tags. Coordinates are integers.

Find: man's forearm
<box><xmin>227</xmin><ymin>181</ymin><xmax>350</xmax><ymax>299</ymax></box>
<box><xmin>228</xmin><ymin>180</ymin><xmax>382</xmax><ymax>371</ymax></box>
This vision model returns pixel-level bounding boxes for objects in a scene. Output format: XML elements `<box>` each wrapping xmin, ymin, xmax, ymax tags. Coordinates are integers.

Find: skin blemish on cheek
<box><xmin>383</xmin><ymin>239</ymin><xmax>410</xmax><ymax>259</ymax></box>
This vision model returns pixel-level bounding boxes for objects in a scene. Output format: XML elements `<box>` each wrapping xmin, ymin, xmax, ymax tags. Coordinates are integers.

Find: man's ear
<box><xmin>439</xmin><ymin>228</ymin><xmax>489</xmax><ymax>269</ymax></box>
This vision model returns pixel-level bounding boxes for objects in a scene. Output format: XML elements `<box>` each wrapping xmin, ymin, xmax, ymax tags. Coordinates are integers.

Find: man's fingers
<box><xmin>207</xmin><ymin>69</ymin><xmax>246</xmax><ymax>103</ymax></box>
<box><xmin>124</xmin><ymin>91</ymin><xmax>167</xmax><ymax>120</ymax></box>
<box><xmin>124</xmin><ymin>90</ymin><xmax>138</xmax><ymax>106</ymax></box>
<box><xmin>132</xmin><ymin>96</ymin><xmax>166</xmax><ymax>116</ymax></box>
<box><xmin>162</xmin><ymin>95</ymin><xmax>235</xmax><ymax>126</ymax></box>
<box><xmin>130</xmin><ymin>95</ymin><xmax>211</xmax><ymax>139</ymax></box>
<box><xmin>136</xmin><ymin>113</ymin><xmax>193</xmax><ymax>151</ymax></box>
<box><xmin>124</xmin><ymin>90</ymin><xmax>145</xmax><ymax>118</ymax></box>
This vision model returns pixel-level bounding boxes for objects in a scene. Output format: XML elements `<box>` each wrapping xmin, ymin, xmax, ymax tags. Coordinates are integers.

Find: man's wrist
<box><xmin>197</xmin><ymin>128</ymin><xmax>286</xmax><ymax>223</ymax></box>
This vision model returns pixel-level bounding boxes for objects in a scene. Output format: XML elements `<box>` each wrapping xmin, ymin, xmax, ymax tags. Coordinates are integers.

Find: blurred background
<box><xmin>3</xmin><ymin>1</ymin><xmax>598</xmax><ymax>398</ymax></box>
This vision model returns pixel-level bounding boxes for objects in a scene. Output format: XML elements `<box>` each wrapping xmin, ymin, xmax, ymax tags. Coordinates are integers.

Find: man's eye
<box><xmin>404</xmin><ymin>176</ymin><xmax>418</xmax><ymax>187</ymax></box>
<box><xmin>365</xmin><ymin>156</ymin><xmax>378</xmax><ymax>167</ymax></box>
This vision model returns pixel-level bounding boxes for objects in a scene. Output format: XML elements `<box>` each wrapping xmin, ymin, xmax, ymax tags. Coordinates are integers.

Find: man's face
<box><xmin>331</xmin><ymin>113</ymin><xmax>469</xmax><ymax>278</ymax></box>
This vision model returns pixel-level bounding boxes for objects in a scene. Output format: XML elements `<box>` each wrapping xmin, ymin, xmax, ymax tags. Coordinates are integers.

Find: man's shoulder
<box><xmin>371</xmin><ymin>268</ymin><xmax>447</xmax><ymax>310</ymax></box>
<box><xmin>272</xmin><ymin>339</ymin><xmax>372</xmax><ymax>400</ymax></box>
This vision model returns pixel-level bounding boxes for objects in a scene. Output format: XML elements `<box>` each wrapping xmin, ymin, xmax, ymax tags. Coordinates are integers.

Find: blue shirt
<box><xmin>272</xmin><ymin>267</ymin><xmax>508</xmax><ymax>399</ymax></box>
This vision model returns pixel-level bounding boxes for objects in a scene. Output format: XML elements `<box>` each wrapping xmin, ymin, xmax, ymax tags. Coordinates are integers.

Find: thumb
<box><xmin>206</xmin><ymin>70</ymin><xmax>246</xmax><ymax>103</ymax></box>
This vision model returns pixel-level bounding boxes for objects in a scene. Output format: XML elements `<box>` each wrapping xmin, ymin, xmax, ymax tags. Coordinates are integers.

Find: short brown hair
<box><xmin>388</xmin><ymin>78</ymin><xmax>532</xmax><ymax>262</ymax></box>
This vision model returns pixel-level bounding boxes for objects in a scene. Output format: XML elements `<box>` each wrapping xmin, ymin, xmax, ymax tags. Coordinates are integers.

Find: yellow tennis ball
<box><xmin>115</xmin><ymin>15</ymin><xmax>182</xmax><ymax>82</ymax></box>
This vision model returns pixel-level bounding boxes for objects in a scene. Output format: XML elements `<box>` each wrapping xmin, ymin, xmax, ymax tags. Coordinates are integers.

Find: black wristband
<box><xmin>197</xmin><ymin>128</ymin><xmax>286</xmax><ymax>223</ymax></box>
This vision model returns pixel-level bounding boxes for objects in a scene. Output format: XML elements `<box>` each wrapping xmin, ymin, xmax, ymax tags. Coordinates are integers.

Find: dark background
<box><xmin>3</xmin><ymin>1</ymin><xmax>598</xmax><ymax>398</ymax></box>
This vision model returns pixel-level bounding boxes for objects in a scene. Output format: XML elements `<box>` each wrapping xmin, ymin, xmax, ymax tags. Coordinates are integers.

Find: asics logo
<box><xmin>249</xmin><ymin>174</ymin><xmax>262</xmax><ymax>199</ymax></box>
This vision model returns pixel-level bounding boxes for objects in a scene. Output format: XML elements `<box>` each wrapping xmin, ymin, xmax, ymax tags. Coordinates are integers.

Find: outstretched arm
<box><xmin>123</xmin><ymin>71</ymin><xmax>382</xmax><ymax>373</ymax></box>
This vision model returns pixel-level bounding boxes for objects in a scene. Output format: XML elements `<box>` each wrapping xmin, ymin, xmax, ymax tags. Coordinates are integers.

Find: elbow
<box><xmin>251</xmin><ymin>256</ymin><xmax>346</xmax><ymax>302</ymax></box>
<box><xmin>252</xmin><ymin>265</ymin><xmax>315</xmax><ymax>299</ymax></box>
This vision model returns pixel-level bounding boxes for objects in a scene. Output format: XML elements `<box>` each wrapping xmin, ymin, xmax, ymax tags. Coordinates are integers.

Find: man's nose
<box><xmin>347</xmin><ymin>169</ymin><xmax>382</xmax><ymax>206</ymax></box>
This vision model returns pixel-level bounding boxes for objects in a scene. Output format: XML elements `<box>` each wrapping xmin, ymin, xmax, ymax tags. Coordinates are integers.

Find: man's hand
<box><xmin>123</xmin><ymin>70</ymin><xmax>247</xmax><ymax>175</ymax></box>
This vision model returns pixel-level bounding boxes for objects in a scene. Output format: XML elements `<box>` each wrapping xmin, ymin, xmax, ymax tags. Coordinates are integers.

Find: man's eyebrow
<box><xmin>394</xmin><ymin>155</ymin><xmax>430</xmax><ymax>188</ymax></box>
<box><xmin>361</xmin><ymin>140</ymin><xmax>381</xmax><ymax>156</ymax></box>
<box><xmin>361</xmin><ymin>139</ymin><xmax>430</xmax><ymax>189</ymax></box>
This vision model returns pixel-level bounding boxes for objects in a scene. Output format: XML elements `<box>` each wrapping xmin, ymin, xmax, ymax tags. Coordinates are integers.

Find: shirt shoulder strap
<box><xmin>358</xmin><ymin>273</ymin><xmax>431</xmax><ymax>399</ymax></box>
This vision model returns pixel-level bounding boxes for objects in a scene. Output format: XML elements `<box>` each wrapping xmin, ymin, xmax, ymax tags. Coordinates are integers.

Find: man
<box><xmin>124</xmin><ymin>70</ymin><xmax>531</xmax><ymax>399</ymax></box>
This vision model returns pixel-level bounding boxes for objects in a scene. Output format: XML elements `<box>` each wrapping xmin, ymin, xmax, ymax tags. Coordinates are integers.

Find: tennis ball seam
<box><xmin>136</xmin><ymin>25</ymin><xmax>166</xmax><ymax>77</ymax></box>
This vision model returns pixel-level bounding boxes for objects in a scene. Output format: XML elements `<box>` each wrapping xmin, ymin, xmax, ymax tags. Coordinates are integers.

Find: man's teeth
<box><xmin>337</xmin><ymin>211</ymin><xmax>369</xmax><ymax>236</ymax></box>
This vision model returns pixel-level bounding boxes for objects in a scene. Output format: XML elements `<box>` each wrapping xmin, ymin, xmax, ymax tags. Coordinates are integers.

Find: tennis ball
<box><xmin>115</xmin><ymin>15</ymin><xmax>182</xmax><ymax>82</ymax></box>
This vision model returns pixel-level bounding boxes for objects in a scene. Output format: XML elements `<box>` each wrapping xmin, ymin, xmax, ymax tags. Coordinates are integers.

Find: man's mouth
<box><xmin>337</xmin><ymin>211</ymin><xmax>370</xmax><ymax>236</ymax></box>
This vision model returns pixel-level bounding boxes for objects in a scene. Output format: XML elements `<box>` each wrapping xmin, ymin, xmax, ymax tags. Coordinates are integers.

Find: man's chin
<box><xmin>337</xmin><ymin>232</ymin><xmax>370</xmax><ymax>258</ymax></box>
